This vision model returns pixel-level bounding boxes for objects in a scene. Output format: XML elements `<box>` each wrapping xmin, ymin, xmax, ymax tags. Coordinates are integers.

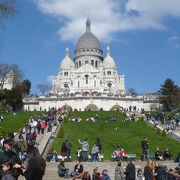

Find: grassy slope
<box><xmin>0</xmin><ymin>112</ymin><xmax>42</xmax><ymax>136</ymax></box>
<box><xmin>51</xmin><ymin>111</ymin><xmax>180</xmax><ymax>160</ymax></box>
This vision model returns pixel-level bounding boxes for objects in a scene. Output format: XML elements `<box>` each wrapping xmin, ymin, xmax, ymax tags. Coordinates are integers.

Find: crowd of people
<box><xmin>0</xmin><ymin>135</ymin><xmax>46</xmax><ymax>180</ymax></box>
<box><xmin>46</xmin><ymin>138</ymin><xmax>103</xmax><ymax>162</ymax></box>
<box><xmin>145</xmin><ymin>111</ymin><xmax>179</xmax><ymax>133</ymax></box>
<box><xmin>0</xmin><ymin>107</ymin><xmax>66</xmax><ymax>180</ymax></box>
<box><xmin>57</xmin><ymin>158</ymin><xmax>180</xmax><ymax>179</ymax></box>
<box><xmin>58</xmin><ymin>160</ymin><xmax>111</xmax><ymax>180</ymax></box>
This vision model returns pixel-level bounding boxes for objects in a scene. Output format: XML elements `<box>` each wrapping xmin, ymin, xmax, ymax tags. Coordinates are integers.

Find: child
<box><xmin>136</xmin><ymin>168</ymin><xmax>144</xmax><ymax>180</ymax></box>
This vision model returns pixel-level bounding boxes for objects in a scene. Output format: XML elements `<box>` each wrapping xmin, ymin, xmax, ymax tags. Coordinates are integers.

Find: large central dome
<box><xmin>74</xmin><ymin>18</ymin><xmax>102</xmax><ymax>53</ymax></box>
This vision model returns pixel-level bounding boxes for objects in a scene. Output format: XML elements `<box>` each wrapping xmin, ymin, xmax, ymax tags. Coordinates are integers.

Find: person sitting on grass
<box><xmin>76</xmin><ymin>147</ymin><xmax>82</xmax><ymax>162</ymax></box>
<box><xmin>91</xmin><ymin>143</ymin><xmax>99</xmax><ymax>162</ymax></box>
<box><xmin>112</xmin><ymin>148</ymin><xmax>121</xmax><ymax>161</ymax></box>
<box><xmin>163</xmin><ymin>148</ymin><xmax>172</xmax><ymax>160</ymax></box>
<box><xmin>118</xmin><ymin>149</ymin><xmax>127</xmax><ymax>161</ymax></box>
<box><xmin>155</xmin><ymin>147</ymin><xmax>163</xmax><ymax>160</ymax></box>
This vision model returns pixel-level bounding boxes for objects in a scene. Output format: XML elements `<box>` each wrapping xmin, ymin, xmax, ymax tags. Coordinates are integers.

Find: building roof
<box><xmin>60</xmin><ymin>48</ymin><xmax>73</xmax><ymax>70</ymax></box>
<box><xmin>103</xmin><ymin>47</ymin><xmax>116</xmax><ymax>69</ymax></box>
<box><xmin>75</xmin><ymin>18</ymin><xmax>102</xmax><ymax>52</ymax></box>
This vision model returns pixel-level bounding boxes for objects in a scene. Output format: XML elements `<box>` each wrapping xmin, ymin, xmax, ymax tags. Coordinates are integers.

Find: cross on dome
<box><xmin>107</xmin><ymin>46</ymin><xmax>110</xmax><ymax>56</ymax></box>
<box><xmin>65</xmin><ymin>48</ymin><xmax>69</xmax><ymax>56</ymax></box>
<box><xmin>86</xmin><ymin>18</ymin><xmax>91</xmax><ymax>32</ymax></box>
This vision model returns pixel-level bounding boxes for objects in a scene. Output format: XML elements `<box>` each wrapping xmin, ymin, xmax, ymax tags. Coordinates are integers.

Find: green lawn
<box><xmin>51</xmin><ymin>111</ymin><xmax>180</xmax><ymax>160</ymax></box>
<box><xmin>0</xmin><ymin>111</ymin><xmax>42</xmax><ymax>137</ymax></box>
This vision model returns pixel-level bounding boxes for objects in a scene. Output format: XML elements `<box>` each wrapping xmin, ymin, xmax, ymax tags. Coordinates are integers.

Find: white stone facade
<box><xmin>51</xmin><ymin>19</ymin><xmax>125</xmax><ymax>96</ymax></box>
<box><xmin>23</xmin><ymin>19</ymin><xmax>160</xmax><ymax>112</ymax></box>
<box><xmin>0</xmin><ymin>70</ymin><xmax>14</xmax><ymax>90</ymax></box>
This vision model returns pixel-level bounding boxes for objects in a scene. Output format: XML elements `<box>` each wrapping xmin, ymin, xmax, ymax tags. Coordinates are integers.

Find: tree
<box><xmin>5</xmin><ymin>88</ymin><xmax>23</xmax><ymax>111</ymax></box>
<box><xmin>0</xmin><ymin>0</ymin><xmax>17</xmax><ymax>21</ymax></box>
<box><xmin>0</xmin><ymin>88</ymin><xmax>23</xmax><ymax>111</ymax></box>
<box><xmin>160</xmin><ymin>78</ymin><xmax>178</xmax><ymax>111</ymax></box>
<box><xmin>15</xmin><ymin>79</ymin><xmax>31</xmax><ymax>96</ymax></box>
<box><xmin>37</xmin><ymin>84</ymin><xmax>51</xmax><ymax>95</ymax></box>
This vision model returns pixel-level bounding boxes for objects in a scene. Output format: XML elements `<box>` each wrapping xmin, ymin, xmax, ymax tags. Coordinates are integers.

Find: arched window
<box><xmin>91</xmin><ymin>60</ymin><xmax>94</xmax><ymax>66</ymax></box>
<box><xmin>95</xmin><ymin>61</ymin><xmax>98</xmax><ymax>67</ymax></box>
<box><xmin>85</xmin><ymin>75</ymin><xmax>89</xmax><ymax>84</ymax></box>
<box><xmin>78</xmin><ymin>81</ymin><xmax>80</xmax><ymax>87</ymax></box>
<box><xmin>64</xmin><ymin>72</ymin><xmax>68</xmax><ymax>76</ymax></box>
<box><xmin>94</xmin><ymin>80</ymin><xmax>96</xmax><ymax>87</ymax></box>
<box><xmin>79</xmin><ymin>61</ymin><xmax>81</xmax><ymax>67</ymax></box>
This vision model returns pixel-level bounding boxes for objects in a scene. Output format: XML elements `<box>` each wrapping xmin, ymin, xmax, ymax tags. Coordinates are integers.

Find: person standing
<box><xmin>22</xmin><ymin>147</ymin><xmax>46</xmax><ymax>180</ymax></box>
<box><xmin>141</xmin><ymin>137</ymin><xmax>149</xmax><ymax>161</ymax></box>
<box><xmin>65</xmin><ymin>140</ymin><xmax>72</xmax><ymax>161</ymax></box>
<box><xmin>154</xmin><ymin>161</ymin><xmax>166</xmax><ymax>180</ymax></box>
<box><xmin>144</xmin><ymin>160</ymin><xmax>154</xmax><ymax>180</ymax></box>
<box><xmin>101</xmin><ymin>169</ymin><xmax>111</xmax><ymax>180</ymax></box>
<box><xmin>78</xmin><ymin>139</ymin><xmax>89</xmax><ymax>161</ymax></box>
<box><xmin>0</xmin><ymin>139</ymin><xmax>22</xmax><ymax>179</ymax></box>
<box><xmin>115</xmin><ymin>161</ymin><xmax>125</xmax><ymax>180</ymax></box>
<box><xmin>124</xmin><ymin>159</ymin><xmax>135</xmax><ymax>180</ymax></box>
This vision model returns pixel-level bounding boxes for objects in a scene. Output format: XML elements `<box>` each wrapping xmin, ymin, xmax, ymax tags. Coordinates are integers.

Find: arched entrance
<box><xmin>84</xmin><ymin>104</ymin><xmax>99</xmax><ymax>111</ymax></box>
<box><xmin>61</xmin><ymin>105</ymin><xmax>72</xmax><ymax>112</ymax></box>
<box><xmin>110</xmin><ymin>105</ymin><xmax>123</xmax><ymax>111</ymax></box>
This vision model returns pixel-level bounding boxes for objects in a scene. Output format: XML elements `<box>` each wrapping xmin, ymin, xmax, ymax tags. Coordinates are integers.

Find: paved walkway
<box><xmin>18</xmin><ymin>160</ymin><xmax>179</xmax><ymax>180</ymax></box>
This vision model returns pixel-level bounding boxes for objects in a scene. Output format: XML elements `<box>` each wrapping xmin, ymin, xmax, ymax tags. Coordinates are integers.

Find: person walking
<box><xmin>115</xmin><ymin>161</ymin><xmax>125</xmax><ymax>180</ymax></box>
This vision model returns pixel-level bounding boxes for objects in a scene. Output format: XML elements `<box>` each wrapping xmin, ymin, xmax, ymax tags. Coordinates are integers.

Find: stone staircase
<box><xmin>18</xmin><ymin>160</ymin><xmax>179</xmax><ymax>180</ymax></box>
<box><xmin>17</xmin><ymin>118</ymin><xmax>180</xmax><ymax>180</ymax></box>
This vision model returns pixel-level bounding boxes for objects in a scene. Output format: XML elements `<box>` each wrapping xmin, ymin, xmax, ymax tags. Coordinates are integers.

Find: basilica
<box><xmin>23</xmin><ymin>19</ymin><xmax>159</xmax><ymax>111</ymax></box>
<box><xmin>51</xmin><ymin>18</ymin><xmax>125</xmax><ymax>96</ymax></box>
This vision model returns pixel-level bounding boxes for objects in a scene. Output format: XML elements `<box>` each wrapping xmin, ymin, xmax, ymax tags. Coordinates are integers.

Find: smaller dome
<box><xmin>103</xmin><ymin>47</ymin><xmax>116</xmax><ymax>68</ymax></box>
<box><xmin>60</xmin><ymin>48</ymin><xmax>73</xmax><ymax>69</ymax></box>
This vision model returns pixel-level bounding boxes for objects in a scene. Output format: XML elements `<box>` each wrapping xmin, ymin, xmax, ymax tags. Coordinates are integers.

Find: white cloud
<box><xmin>168</xmin><ymin>35</ymin><xmax>180</xmax><ymax>48</ymax></box>
<box><xmin>33</xmin><ymin>0</ymin><xmax>180</xmax><ymax>42</ymax></box>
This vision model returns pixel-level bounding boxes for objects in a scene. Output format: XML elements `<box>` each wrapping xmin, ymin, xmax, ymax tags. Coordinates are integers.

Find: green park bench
<box><xmin>127</xmin><ymin>154</ymin><xmax>137</xmax><ymax>160</ymax></box>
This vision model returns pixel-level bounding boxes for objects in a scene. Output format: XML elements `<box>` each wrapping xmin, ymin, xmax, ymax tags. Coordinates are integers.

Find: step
<box><xmin>18</xmin><ymin>160</ymin><xmax>179</xmax><ymax>180</ymax></box>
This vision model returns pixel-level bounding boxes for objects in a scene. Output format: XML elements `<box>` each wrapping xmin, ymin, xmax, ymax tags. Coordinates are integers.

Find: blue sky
<box><xmin>1</xmin><ymin>0</ymin><xmax>180</xmax><ymax>95</ymax></box>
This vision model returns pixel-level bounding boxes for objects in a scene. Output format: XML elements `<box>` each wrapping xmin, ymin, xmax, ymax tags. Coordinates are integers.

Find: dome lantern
<box><xmin>103</xmin><ymin>46</ymin><xmax>116</xmax><ymax>69</ymax></box>
<box><xmin>86</xmin><ymin>18</ymin><xmax>91</xmax><ymax>32</ymax></box>
<box><xmin>60</xmin><ymin>48</ymin><xmax>73</xmax><ymax>70</ymax></box>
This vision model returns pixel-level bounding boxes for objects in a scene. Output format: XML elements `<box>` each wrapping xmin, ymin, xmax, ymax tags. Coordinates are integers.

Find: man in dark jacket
<box><xmin>0</xmin><ymin>138</ymin><xmax>22</xmax><ymax>179</ymax></box>
<box><xmin>124</xmin><ymin>160</ymin><xmax>135</xmax><ymax>180</ymax></box>
<box><xmin>141</xmin><ymin>137</ymin><xmax>149</xmax><ymax>161</ymax></box>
